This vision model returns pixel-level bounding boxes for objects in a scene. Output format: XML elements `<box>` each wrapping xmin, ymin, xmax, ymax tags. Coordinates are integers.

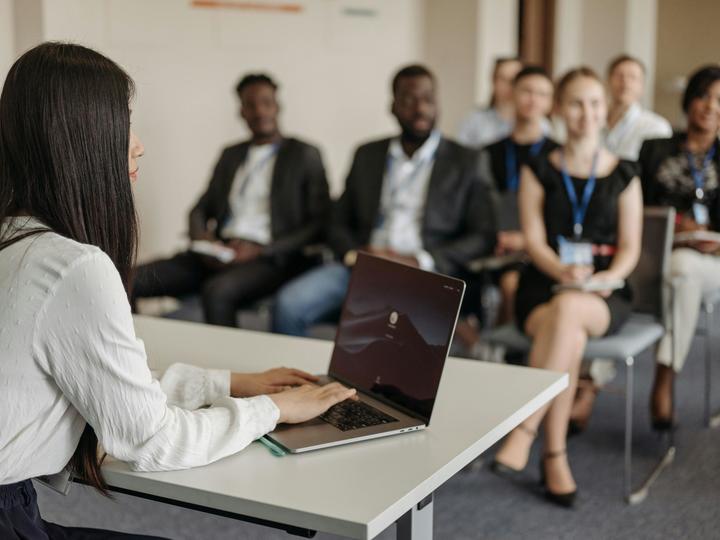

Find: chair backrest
<box><xmin>627</xmin><ymin>206</ymin><xmax>675</xmax><ymax>317</ymax></box>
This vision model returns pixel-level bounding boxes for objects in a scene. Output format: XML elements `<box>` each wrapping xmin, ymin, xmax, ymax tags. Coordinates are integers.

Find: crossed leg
<box><xmin>493</xmin><ymin>291</ymin><xmax>610</xmax><ymax>494</ymax></box>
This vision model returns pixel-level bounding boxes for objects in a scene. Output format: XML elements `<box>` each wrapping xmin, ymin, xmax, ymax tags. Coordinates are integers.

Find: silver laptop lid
<box><xmin>328</xmin><ymin>253</ymin><xmax>466</xmax><ymax>425</ymax></box>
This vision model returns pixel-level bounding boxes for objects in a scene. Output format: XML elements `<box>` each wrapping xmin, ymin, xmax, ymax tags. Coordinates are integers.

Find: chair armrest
<box><xmin>302</xmin><ymin>243</ymin><xmax>335</xmax><ymax>263</ymax></box>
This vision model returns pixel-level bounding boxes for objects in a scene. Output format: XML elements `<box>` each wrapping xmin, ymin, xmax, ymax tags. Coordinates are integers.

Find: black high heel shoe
<box><xmin>540</xmin><ymin>449</ymin><xmax>577</xmax><ymax>508</ymax></box>
<box><xmin>651</xmin><ymin>416</ymin><xmax>676</xmax><ymax>432</ymax></box>
<box><xmin>489</xmin><ymin>424</ymin><xmax>537</xmax><ymax>481</ymax></box>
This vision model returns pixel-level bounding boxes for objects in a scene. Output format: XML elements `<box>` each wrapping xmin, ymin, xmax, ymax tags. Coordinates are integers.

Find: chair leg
<box><xmin>626</xmin><ymin>284</ymin><xmax>680</xmax><ymax>503</ymax></box>
<box><xmin>705</xmin><ymin>304</ymin><xmax>712</xmax><ymax>427</ymax></box>
<box><xmin>705</xmin><ymin>304</ymin><xmax>720</xmax><ymax>428</ymax></box>
<box><xmin>623</xmin><ymin>356</ymin><xmax>634</xmax><ymax>502</ymax></box>
<box><xmin>624</xmin><ymin>354</ymin><xmax>676</xmax><ymax>505</ymax></box>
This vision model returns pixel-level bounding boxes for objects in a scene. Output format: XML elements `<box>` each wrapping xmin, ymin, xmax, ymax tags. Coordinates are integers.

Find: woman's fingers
<box><xmin>321</xmin><ymin>383</ymin><xmax>357</xmax><ymax>399</ymax></box>
<box><xmin>322</xmin><ymin>387</ymin><xmax>357</xmax><ymax>407</ymax></box>
<box><xmin>290</xmin><ymin>368</ymin><xmax>319</xmax><ymax>382</ymax></box>
<box><xmin>269</xmin><ymin>368</ymin><xmax>319</xmax><ymax>385</ymax></box>
<box><xmin>286</xmin><ymin>374</ymin><xmax>319</xmax><ymax>386</ymax></box>
<box><xmin>319</xmin><ymin>382</ymin><xmax>346</xmax><ymax>394</ymax></box>
<box><xmin>263</xmin><ymin>384</ymin><xmax>290</xmax><ymax>394</ymax></box>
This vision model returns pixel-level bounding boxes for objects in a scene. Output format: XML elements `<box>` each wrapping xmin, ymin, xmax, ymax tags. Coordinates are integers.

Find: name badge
<box><xmin>558</xmin><ymin>236</ymin><xmax>594</xmax><ymax>266</ymax></box>
<box><xmin>693</xmin><ymin>203</ymin><xmax>710</xmax><ymax>226</ymax></box>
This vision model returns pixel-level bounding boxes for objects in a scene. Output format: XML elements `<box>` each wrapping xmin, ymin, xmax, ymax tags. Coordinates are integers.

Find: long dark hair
<box><xmin>0</xmin><ymin>42</ymin><xmax>138</xmax><ymax>493</ymax></box>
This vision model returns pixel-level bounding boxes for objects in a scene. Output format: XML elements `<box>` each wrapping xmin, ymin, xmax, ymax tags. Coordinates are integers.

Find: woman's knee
<box><xmin>548</xmin><ymin>293</ymin><xmax>586</xmax><ymax>323</ymax></box>
<box><xmin>670</xmin><ymin>248</ymin><xmax>700</xmax><ymax>278</ymax></box>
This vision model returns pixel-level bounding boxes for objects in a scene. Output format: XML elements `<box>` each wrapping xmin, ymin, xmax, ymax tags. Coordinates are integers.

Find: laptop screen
<box><xmin>328</xmin><ymin>254</ymin><xmax>465</xmax><ymax>424</ymax></box>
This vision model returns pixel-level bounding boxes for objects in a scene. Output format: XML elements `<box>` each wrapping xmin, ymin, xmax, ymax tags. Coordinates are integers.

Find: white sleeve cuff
<box><xmin>206</xmin><ymin>368</ymin><xmax>232</xmax><ymax>403</ymax></box>
<box><xmin>226</xmin><ymin>394</ymin><xmax>281</xmax><ymax>438</ymax></box>
<box><xmin>159</xmin><ymin>363</ymin><xmax>231</xmax><ymax>410</ymax></box>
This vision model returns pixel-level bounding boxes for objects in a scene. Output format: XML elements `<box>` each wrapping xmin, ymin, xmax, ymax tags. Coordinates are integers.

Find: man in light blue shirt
<box><xmin>272</xmin><ymin>65</ymin><xmax>497</xmax><ymax>336</ymax></box>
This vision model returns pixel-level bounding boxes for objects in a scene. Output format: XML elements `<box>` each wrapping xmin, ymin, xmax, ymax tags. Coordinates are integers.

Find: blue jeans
<box><xmin>272</xmin><ymin>262</ymin><xmax>351</xmax><ymax>336</ymax></box>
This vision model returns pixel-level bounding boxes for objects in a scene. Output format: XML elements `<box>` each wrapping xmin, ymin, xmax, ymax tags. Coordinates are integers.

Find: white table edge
<box><xmin>365</xmin><ymin>372</ymin><xmax>568</xmax><ymax>538</ymax></box>
<box><xmin>100</xmin><ymin>371</ymin><xmax>566</xmax><ymax>539</ymax></box>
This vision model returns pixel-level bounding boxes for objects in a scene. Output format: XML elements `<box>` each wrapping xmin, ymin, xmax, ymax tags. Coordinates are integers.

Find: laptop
<box><xmin>265</xmin><ymin>253</ymin><xmax>466</xmax><ymax>453</ymax></box>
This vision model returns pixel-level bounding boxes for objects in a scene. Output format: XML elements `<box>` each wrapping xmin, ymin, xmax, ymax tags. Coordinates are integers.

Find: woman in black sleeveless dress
<box><xmin>513</xmin><ymin>157</ymin><xmax>638</xmax><ymax>333</ymax></box>
<box><xmin>490</xmin><ymin>68</ymin><xmax>643</xmax><ymax>507</ymax></box>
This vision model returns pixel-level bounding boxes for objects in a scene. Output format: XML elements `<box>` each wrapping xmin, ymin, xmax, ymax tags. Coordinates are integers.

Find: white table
<box><xmin>100</xmin><ymin>316</ymin><xmax>567</xmax><ymax>540</ymax></box>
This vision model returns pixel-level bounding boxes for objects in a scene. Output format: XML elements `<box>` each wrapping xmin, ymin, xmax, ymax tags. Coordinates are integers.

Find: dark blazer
<box><xmin>328</xmin><ymin>136</ymin><xmax>497</xmax><ymax>276</ymax></box>
<box><xmin>189</xmin><ymin>137</ymin><xmax>330</xmax><ymax>260</ymax></box>
<box><xmin>639</xmin><ymin>132</ymin><xmax>720</xmax><ymax>230</ymax></box>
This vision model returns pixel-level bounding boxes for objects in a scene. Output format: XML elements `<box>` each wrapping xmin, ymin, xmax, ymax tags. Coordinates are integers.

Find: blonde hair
<box><xmin>555</xmin><ymin>66</ymin><xmax>604</xmax><ymax>104</ymax></box>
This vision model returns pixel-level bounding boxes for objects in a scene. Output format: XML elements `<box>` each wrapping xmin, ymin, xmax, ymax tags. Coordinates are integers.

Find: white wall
<box><xmin>625</xmin><ymin>0</ymin><xmax>659</xmax><ymax>106</ymax></box>
<box><xmin>654</xmin><ymin>0</ymin><xmax>720</xmax><ymax>127</ymax></box>
<box><xmin>0</xmin><ymin>0</ymin><xmax>14</xmax><ymax>86</ymax></box>
<box><xmin>580</xmin><ymin>0</ymin><xmax>627</xmax><ymax>77</ymax></box>
<box><xmin>12</xmin><ymin>0</ymin><xmax>44</xmax><ymax>57</ymax></box>
<box><xmin>553</xmin><ymin>0</ymin><xmax>658</xmax><ymax>107</ymax></box>
<box><xmin>424</xmin><ymin>0</ymin><xmax>518</xmax><ymax>136</ymax></box>
<box><xmin>34</xmin><ymin>0</ymin><xmax>424</xmax><ymax>261</ymax></box>
<box><xmin>424</xmin><ymin>0</ymin><xmax>477</xmax><ymax>135</ymax></box>
<box><xmin>553</xmin><ymin>0</ymin><xmax>583</xmax><ymax>77</ymax></box>
<box><xmin>475</xmin><ymin>0</ymin><xmax>518</xmax><ymax>106</ymax></box>
<box><xmin>4</xmin><ymin>0</ymin><xmax>673</xmax><ymax>262</ymax></box>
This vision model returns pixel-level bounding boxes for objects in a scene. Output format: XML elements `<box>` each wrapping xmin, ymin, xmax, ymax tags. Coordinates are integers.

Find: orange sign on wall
<box><xmin>191</xmin><ymin>0</ymin><xmax>303</xmax><ymax>13</ymax></box>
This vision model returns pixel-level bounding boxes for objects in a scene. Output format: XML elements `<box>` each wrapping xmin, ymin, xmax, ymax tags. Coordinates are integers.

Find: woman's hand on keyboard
<box><xmin>270</xmin><ymin>383</ymin><xmax>358</xmax><ymax>424</ymax></box>
<box><xmin>231</xmin><ymin>368</ymin><xmax>319</xmax><ymax>398</ymax></box>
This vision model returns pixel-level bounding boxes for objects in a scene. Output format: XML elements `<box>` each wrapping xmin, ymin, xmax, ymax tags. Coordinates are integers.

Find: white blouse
<box><xmin>0</xmin><ymin>217</ymin><xmax>279</xmax><ymax>485</ymax></box>
<box><xmin>603</xmin><ymin>103</ymin><xmax>673</xmax><ymax>160</ymax></box>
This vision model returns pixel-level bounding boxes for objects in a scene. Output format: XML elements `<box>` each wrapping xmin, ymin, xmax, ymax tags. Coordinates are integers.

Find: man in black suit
<box><xmin>272</xmin><ymin>64</ymin><xmax>496</xmax><ymax>336</ymax></box>
<box><xmin>133</xmin><ymin>73</ymin><xmax>330</xmax><ymax>327</ymax></box>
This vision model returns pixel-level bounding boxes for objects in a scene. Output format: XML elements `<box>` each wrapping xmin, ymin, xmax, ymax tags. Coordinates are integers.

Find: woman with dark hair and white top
<box><xmin>639</xmin><ymin>65</ymin><xmax>720</xmax><ymax>430</ymax></box>
<box><xmin>489</xmin><ymin>67</ymin><xmax>643</xmax><ymax>507</ymax></box>
<box><xmin>0</xmin><ymin>42</ymin><xmax>355</xmax><ymax>539</ymax></box>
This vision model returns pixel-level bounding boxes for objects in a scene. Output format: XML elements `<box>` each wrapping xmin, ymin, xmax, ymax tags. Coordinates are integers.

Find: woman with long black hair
<box><xmin>0</xmin><ymin>42</ymin><xmax>355</xmax><ymax>539</ymax></box>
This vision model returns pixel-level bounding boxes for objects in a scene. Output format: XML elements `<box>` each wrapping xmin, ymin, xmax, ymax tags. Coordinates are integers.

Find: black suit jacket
<box><xmin>328</xmin><ymin>136</ymin><xmax>496</xmax><ymax>276</ymax></box>
<box><xmin>189</xmin><ymin>137</ymin><xmax>330</xmax><ymax>261</ymax></box>
<box><xmin>639</xmin><ymin>132</ymin><xmax>720</xmax><ymax>230</ymax></box>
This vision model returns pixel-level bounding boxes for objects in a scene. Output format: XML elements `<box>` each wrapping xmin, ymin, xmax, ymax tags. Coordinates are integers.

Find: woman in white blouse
<box><xmin>0</xmin><ymin>43</ymin><xmax>355</xmax><ymax>539</ymax></box>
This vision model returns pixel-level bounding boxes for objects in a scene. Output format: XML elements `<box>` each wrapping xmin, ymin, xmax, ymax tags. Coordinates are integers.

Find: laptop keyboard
<box><xmin>319</xmin><ymin>400</ymin><xmax>398</xmax><ymax>432</ymax></box>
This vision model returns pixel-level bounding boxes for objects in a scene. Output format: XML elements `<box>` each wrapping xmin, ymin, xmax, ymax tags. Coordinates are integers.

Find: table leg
<box><xmin>396</xmin><ymin>493</ymin><xmax>433</xmax><ymax>540</ymax></box>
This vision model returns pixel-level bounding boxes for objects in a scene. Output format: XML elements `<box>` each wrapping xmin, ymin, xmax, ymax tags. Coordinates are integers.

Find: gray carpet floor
<box><xmin>36</xmin><ymin>334</ymin><xmax>720</xmax><ymax>540</ymax></box>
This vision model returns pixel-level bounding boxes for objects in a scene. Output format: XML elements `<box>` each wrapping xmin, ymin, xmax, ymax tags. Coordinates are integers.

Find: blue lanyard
<box><xmin>560</xmin><ymin>150</ymin><xmax>599</xmax><ymax>239</ymax></box>
<box><xmin>504</xmin><ymin>137</ymin><xmax>545</xmax><ymax>192</ymax></box>
<box><xmin>236</xmin><ymin>143</ymin><xmax>280</xmax><ymax>198</ymax></box>
<box><xmin>686</xmin><ymin>144</ymin><xmax>717</xmax><ymax>200</ymax></box>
